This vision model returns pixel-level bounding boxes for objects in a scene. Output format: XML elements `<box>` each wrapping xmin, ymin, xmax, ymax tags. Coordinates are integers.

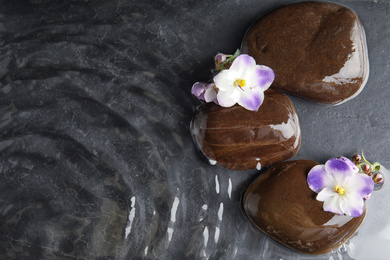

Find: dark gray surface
<box><xmin>0</xmin><ymin>0</ymin><xmax>389</xmax><ymax>259</ymax></box>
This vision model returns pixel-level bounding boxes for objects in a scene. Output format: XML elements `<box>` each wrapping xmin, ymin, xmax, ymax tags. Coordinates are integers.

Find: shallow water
<box><xmin>346</xmin><ymin>167</ymin><xmax>390</xmax><ymax>260</ymax></box>
<box><xmin>1</xmin><ymin>0</ymin><xmax>390</xmax><ymax>259</ymax></box>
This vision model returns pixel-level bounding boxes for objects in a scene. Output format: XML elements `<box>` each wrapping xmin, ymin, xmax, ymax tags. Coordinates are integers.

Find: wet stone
<box><xmin>243</xmin><ymin>160</ymin><xmax>366</xmax><ymax>255</ymax></box>
<box><xmin>191</xmin><ymin>89</ymin><xmax>301</xmax><ymax>171</ymax></box>
<box><xmin>241</xmin><ymin>2</ymin><xmax>369</xmax><ymax>105</ymax></box>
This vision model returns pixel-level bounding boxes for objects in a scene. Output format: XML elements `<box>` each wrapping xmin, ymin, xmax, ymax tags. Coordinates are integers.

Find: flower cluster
<box><xmin>191</xmin><ymin>50</ymin><xmax>275</xmax><ymax>111</ymax></box>
<box><xmin>307</xmin><ymin>156</ymin><xmax>375</xmax><ymax>217</ymax></box>
<box><xmin>352</xmin><ymin>151</ymin><xmax>384</xmax><ymax>187</ymax></box>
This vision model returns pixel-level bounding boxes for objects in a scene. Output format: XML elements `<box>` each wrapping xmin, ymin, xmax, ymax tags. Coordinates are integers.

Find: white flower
<box><xmin>213</xmin><ymin>54</ymin><xmax>274</xmax><ymax>111</ymax></box>
<box><xmin>307</xmin><ymin>157</ymin><xmax>374</xmax><ymax>217</ymax></box>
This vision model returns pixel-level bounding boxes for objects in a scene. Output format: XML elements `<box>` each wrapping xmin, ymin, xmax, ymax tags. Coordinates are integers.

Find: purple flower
<box><xmin>307</xmin><ymin>157</ymin><xmax>374</xmax><ymax>217</ymax></box>
<box><xmin>213</xmin><ymin>54</ymin><xmax>274</xmax><ymax>111</ymax></box>
<box><xmin>191</xmin><ymin>82</ymin><xmax>218</xmax><ymax>103</ymax></box>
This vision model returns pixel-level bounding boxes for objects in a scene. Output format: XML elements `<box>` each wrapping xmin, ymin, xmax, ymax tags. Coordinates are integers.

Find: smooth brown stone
<box><xmin>241</xmin><ymin>2</ymin><xmax>369</xmax><ymax>105</ymax></box>
<box><xmin>243</xmin><ymin>160</ymin><xmax>366</xmax><ymax>255</ymax></box>
<box><xmin>191</xmin><ymin>89</ymin><xmax>300</xmax><ymax>170</ymax></box>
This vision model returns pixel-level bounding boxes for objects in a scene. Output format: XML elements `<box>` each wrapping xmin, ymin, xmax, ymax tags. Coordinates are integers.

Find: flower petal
<box><xmin>307</xmin><ymin>165</ymin><xmax>337</xmax><ymax>193</ymax></box>
<box><xmin>323</xmin><ymin>194</ymin><xmax>343</xmax><ymax>215</ymax></box>
<box><xmin>229</xmin><ymin>54</ymin><xmax>256</xmax><ymax>77</ymax></box>
<box><xmin>216</xmin><ymin>88</ymin><xmax>238</xmax><ymax>107</ymax></box>
<box><xmin>191</xmin><ymin>82</ymin><xmax>206</xmax><ymax>100</ymax></box>
<box><xmin>236</xmin><ymin>88</ymin><xmax>264</xmax><ymax>111</ymax></box>
<box><xmin>213</xmin><ymin>70</ymin><xmax>235</xmax><ymax>91</ymax></box>
<box><xmin>317</xmin><ymin>187</ymin><xmax>335</xmax><ymax>201</ymax></box>
<box><xmin>340</xmin><ymin>192</ymin><xmax>365</xmax><ymax>217</ymax></box>
<box><xmin>246</xmin><ymin>65</ymin><xmax>275</xmax><ymax>90</ymax></box>
<box><xmin>345</xmin><ymin>173</ymin><xmax>374</xmax><ymax>198</ymax></box>
<box><xmin>204</xmin><ymin>84</ymin><xmax>217</xmax><ymax>103</ymax></box>
<box><xmin>340</xmin><ymin>156</ymin><xmax>360</xmax><ymax>171</ymax></box>
<box><xmin>325</xmin><ymin>157</ymin><xmax>358</xmax><ymax>185</ymax></box>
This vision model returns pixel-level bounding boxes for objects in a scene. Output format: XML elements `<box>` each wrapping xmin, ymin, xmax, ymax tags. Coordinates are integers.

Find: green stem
<box><xmin>356</xmin><ymin>151</ymin><xmax>381</xmax><ymax>173</ymax></box>
<box><xmin>218</xmin><ymin>49</ymin><xmax>240</xmax><ymax>71</ymax></box>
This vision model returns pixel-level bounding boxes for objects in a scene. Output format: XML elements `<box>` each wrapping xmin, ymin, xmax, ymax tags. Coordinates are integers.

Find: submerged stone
<box><xmin>243</xmin><ymin>160</ymin><xmax>366</xmax><ymax>255</ymax></box>
<box><xmin>241</xmin><ymin>2</ymin><xmax>369</xmax><ymax>105</ymax></box>
<box><xmin>191</xmin><ymin>89</ymin><xmax>300</xmax><ymax>171</ymax></box>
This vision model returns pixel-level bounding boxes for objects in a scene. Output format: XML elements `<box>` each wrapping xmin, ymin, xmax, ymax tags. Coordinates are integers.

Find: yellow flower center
<box><xmin>334</xmin><ymin>185</ymin><xmax>345</xmax><ymax>195</ymax></box>
<box><xmin>234</xmin><ymin>79</ymin><xmax>246</xmax><ymax>88</ymax></box>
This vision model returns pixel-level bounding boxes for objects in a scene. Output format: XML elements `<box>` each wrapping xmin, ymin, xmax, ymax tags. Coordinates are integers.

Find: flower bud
<box><xmin>362</xmin><ymin>164</ymin><xmax>372</xmax><ymax>176</ymax></box>
<box><xmin>373</xmin><ymin>172</ymin><xmax>384</xmax><ymax>184</ymax></box>
<box><xmin>352</xmin><ymin>154</ymin><xmax>361</xmax><ymax>165</ymax></box>
<box><xmin>214</xmin><ymin>53</ymin><xmax>227</xmax><ymax>70</ymax></box>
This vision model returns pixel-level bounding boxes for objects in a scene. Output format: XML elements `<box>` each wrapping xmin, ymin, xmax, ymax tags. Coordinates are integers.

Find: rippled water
<box><xmin>346</xmin><ymin>168</ymin><xmax>390</xmax><ymax>260</ymax></box>
<box><xmin>1</xmin><ymin>0</ymin><xmax>390</xmax><ymax>259</ymax></box>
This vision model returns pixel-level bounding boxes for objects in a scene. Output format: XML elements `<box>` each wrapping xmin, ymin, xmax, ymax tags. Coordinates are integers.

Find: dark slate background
<box><xmin>0</xmin><ymin>0</ymin><xmax>389</xmax><ymax>259</ymax></box>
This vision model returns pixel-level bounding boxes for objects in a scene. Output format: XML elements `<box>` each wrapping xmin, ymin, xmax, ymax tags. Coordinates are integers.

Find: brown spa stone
<box><xmin>243</xmin><ymin>160</ymin><xmax>366</xmax><ymax>255</ymax></box>
<box><xmin>191</xmin><ymin>89</ymin><xmax>300</xmax><ymax>171</ymax></box>
<box><xmin>241</xmin><ymin>1</ymin><xmax>369</xmax><ymax>105</ymax></box>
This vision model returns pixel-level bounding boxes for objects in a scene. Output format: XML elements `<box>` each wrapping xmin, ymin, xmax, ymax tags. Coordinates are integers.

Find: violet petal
<box><xmin>229</xmin><ymin>54</ymin><xmax>256</xmax><ymax>77</ymax></box>
<box><xmin>325</xmin><ymin>157</ymin><xmax>357</xmax><ymax>185</ymax></box>
<box><xmin>338</xmin><ymin>156</ymin><xmax>359</xmax><ymax>172</ymax></box>
<box><xmin>307</xmin><ymin>165</ymin><xmax>329</xmax><ymax>193</ymax></box>
<box><xmin>236</xmin><ymin>89</ymin><xmax>263</xmax><ymax>111</ymax></box>
<box><xmin>340</xmin><ymin>192</ymin><xmax>364</xmax><ymax>217</ymax></box>
<box><xmin>255</xmin><ymin>65</ymin><xmax>275</xmax><ymax>90</ymax></box>
<box><xmin>346</xmin><ymin>173</ymin><xmax>374</xmax><ymax>198</ymax></box>
<box><xmin>191</xmin><ymin>82</ymin><xmax>206</xmax><ymax>99</ymax></box>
